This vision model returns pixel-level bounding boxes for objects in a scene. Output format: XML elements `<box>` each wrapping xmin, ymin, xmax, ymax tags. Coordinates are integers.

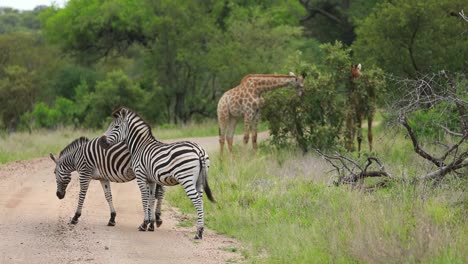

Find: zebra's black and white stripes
<box><xmin>50</xmin><ymin>137</ymin><xmax>165</xmax><ymax>227</ymax></box>
<box><xmin>99</xmin><ymin>107</ymin><xmax>215</xmax><ymax>239</ymax></box>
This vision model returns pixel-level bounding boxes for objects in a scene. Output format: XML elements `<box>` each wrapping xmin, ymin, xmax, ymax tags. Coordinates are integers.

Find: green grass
<box><xmin>0</xmin><ymin>128</ymin><xmax>101</xmax><ymax>164</ymax></box>
<box><xmin>166</xmin><ymin>137</ymin><xmax>467</xmax><ymax>263</ymax></box>
<box><xmin>153</xmin><ymin>120</ymin><xmax>268</xmax><ymax>140</ymax></box>
<box><xmin>0</xmin><ymin>120</ymin><xmax>269</xmax><ymax>164</ymax></box>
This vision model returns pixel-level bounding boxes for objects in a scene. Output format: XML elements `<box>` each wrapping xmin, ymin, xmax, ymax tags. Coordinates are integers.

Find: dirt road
<box><xmin>0</xmin><ymin>133</ymin><xmax>267</xmax><ymax>264</ymax></box>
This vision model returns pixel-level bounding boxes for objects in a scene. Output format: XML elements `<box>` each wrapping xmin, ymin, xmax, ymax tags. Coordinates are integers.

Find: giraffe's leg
<box><xmin>243</xmin><ymin>112</ymin><xmax>253</xmax><ymax>150</ymax></box>
<box><xmin>136</xmin><ymin>176</ymin><xmax>150</xmax><ymax>231</ymax></box>
<box><xmin>147</xmin><ymin>182</ymin><xmax>157</xmax><ymax>232</ymax></box>
<box><xmin>99</xmin><ymin>180</ymin><xmax>117</xmax><ymax>226</ymax></box>
<box><xmin>71</xmin><ymin>176</ymin><xmax>91</xmax><ymax>225</ymax></box>
<box><xmin>356</xmin><ymin>115</ymin><xmax>363</xmax><ymax>157</ymax></box>
<box><xmin>218</xmin><ymin>117</ymin><xmax>227</xmax><ymax>156</ymax></box>
<box><xmin>368</xmin><ymin>115</ymin><xmax>374</xmax><ymax>152</ymax></box>
<box><xmin>226</xmin><ymin>118</ymin><xmax>237</xmax><ymax>155</ymax></box>
<box><xmin>345</xmin><ymin>108</ymin><xmax>355</xmax><ymax>152</ymax></box>
<box><xmin>155</xmin><ymin>184</ymin><xmax>165</xmax><ymax>227</ymax></box>
<box><xmin>252</xmin><ymin>109</ymin><xmax>261</xmax><ymax>151</ymax></box>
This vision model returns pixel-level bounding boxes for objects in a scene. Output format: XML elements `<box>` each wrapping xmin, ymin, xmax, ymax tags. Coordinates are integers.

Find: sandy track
<box><xmin>0</xmin><ymin>133</ymin><xmax>268</xmax><ymax>264</ymax></box>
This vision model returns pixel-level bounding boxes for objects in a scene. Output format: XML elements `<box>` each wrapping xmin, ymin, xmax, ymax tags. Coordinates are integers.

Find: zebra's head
<box><xmin>99</xmin><ymin>107</ymin><xmax>131</xmax><ymax>150</ymax></box>
<box><xmin>49</xmin><ymin>153</ymin><xmax>72</xmax><ymax>199</ymax></box>
<box><xmin>50</xmin><ymin>137</ymin><xmax>88</xmax><ymax>199</ymax></box>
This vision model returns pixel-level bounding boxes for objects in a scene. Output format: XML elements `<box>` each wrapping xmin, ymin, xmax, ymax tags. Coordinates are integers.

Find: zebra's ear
<box><xmin>49</xmin><ymin>153</ymin><xmax>57</xmax><ymax>164</ymax></box>
<box><xmin>112</xmin><ymin>106</ymin><xmax>128</xmax><ymax>118</ymax></box>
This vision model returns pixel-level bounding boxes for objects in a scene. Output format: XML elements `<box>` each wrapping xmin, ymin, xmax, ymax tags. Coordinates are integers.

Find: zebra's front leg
<box><xmin>136</xmin><ymin>178</ymin><xmax>150</xmax><ymax>231</ymax></box>
<box><xmin>155</xmin><ymin>184</ymin><xmax>165</xmax><ymax>228</ymax></box>
<box><xmin>71</xmin><ymin>177</ymin><xmax>91</xmax><ymax>225</ymax></box>
<box><xmin>146</xmin><ymin>182</ymin><xmax>157</xmax><ymax>232</ymax></box>
<box><xmin>100</xmin><ymin>180</ymin><xmax>117</xmax><ymax>226</ymax></box>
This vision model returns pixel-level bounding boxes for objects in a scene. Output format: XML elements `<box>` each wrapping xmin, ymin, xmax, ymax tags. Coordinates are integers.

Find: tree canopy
<box><xmin>0</xmin><ymin>0</ymin><xmax>465</xmax><ymax>154</ymax></box>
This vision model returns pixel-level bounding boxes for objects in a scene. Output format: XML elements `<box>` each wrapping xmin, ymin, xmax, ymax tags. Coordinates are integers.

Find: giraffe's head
<box><xmin>289</xmin><ymin>72</ymin><xmax>305</xmax><ymax>97</ymax></box>
<box><xmin>351</xmin><ymin>64</ymin><xmax>362</xmax><ymax>79</ymax></box>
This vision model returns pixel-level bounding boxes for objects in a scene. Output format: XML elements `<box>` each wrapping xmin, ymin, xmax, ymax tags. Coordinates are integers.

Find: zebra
<box><xmin>98</xmin><ymin>107</ymin><xmax>215</xmax><ymax>239</ymax></box>
<box><xmin>50</xmin><ymin>136</ymin><xmax>165</xmax><ymax>229</ymax></box>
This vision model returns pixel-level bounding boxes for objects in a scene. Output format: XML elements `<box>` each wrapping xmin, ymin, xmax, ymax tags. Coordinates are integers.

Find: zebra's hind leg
<box><xmin>181</xmin><ymin>181</ymin><xmax>205</xmax><ymax>239</ymax></box>
<box><xmin>155</xmin><ymin>184</ymin><xmax>165</xmax><ymax>227</ymax></box>
<box><xmin>100</xmin><ymin>180</ymin><xmax>117</xmax><ymax>226</ymax></box>
<box><xmin>71</xmin><ymin>212</ymin><xmax>81</xmax><ymax>224</ymax></box>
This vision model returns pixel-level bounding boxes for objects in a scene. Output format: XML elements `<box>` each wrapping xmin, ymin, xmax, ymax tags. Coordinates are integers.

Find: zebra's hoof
<box><xmin>194</xmin><ymin>227</ymin><xmax>203</xmax><ymax>239</ymax></box>
<box><xmin>107</xmin><ymin>221</ymin><xmax>116</xmax><ymax>226</ymax></box>
<box><xmin>70</xmin><ymin>219</ymin><xmax>78</xmax><ymax>225</ymax></box>
<box><xmin>138</xmin><ymin>224</ymin><xmax>147</xmax><ymax>231</ymax></box>
<box><xmin>156</xmin><ymin>220</ymin><xmax>163</xmax><ymax>228</ymax></box>
<box><xmin>148</xmin><ymin>223</ymin><xmax>155</xmax><ymax>232</ymax></box>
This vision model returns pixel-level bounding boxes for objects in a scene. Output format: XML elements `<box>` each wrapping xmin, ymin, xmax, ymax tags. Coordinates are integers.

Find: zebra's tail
<box><xmin>199</xmin><ymin>154</ymin><xmax>215</xmax><ymax>203</ymax></box>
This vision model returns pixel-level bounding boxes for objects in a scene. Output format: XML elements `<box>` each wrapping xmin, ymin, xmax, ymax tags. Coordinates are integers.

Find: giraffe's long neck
<box><xmin>243</xmin><ymin>75</ymin><xmax>296</xmax><ymax>94</ymax></box>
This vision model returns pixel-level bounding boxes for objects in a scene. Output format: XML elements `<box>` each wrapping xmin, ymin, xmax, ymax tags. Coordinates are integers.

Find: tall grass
<box><xmin>166</xmin><ymin>137</ymin><xmax>467</xmax><ymax>263</ymax></box>
<box><xmin>0</xmin><ymin>128</ymin><xmax>100</xmax><ymax>164</ymax></box>
<box><xmin>0</xmin><ymin>120</ymin><xmax>269</xmax><ymax>164</ymax></box>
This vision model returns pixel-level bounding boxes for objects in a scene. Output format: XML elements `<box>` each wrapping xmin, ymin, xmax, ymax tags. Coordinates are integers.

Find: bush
<box><xmin>80</xmin><ymin>70</ymin><xmax>150</xmax><ymax>128</ymax></box>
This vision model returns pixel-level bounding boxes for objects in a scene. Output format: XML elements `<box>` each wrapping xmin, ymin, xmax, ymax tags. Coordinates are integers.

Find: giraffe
<box><xmin>217</xmin><ymin>72</ymin><xmax>305</xmax><ymax>155</ymax></box>
<box><xmin>344</xmin><ymin>63</ymin><xmax>375</xmax><ymax>156</ymax></box>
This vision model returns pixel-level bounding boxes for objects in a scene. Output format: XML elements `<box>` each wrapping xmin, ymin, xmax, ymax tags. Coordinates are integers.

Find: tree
<box><xmin>352</xmin><ymin>0</ymin><xmax>467</xmax><ymax>78</ymax></box>
<box><xmin>40</xmin><ymin>0</ymin><xmax>152</xmax><ymax>64</ymax></box>
<box><xmin>80</xmin><ymin>70</ymin><xmax>149</xmax><ymax>128</ymax></box>
<box><xmin>298</xmin><ymin>0</ymin><xmax>384</xmax><ymax>45</ymax></box>
<box><xmin>0</xmin><ymin>66</ymin><xmax>38</xmax><ymax>130</ymax></box>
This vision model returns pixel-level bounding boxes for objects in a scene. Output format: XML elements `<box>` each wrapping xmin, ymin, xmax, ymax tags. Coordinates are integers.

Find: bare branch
<box><xmin>421</xmin><ymin>157</ymin><xmax>468</xmax><ymax>181</ymax></box>
<box><xmin>399</xmin><ymin>115</ymin><xmax>446</xmax><ymax>167</ymax></box>
<box><xmin>460</xmin><ymin>10</ymin><xmax>468</xmax><ymax>22</ymax></box>
<box><xmin>439</xmin><ymin>125</ymin><xmax>463</xmax><ymax>137</ymax></box>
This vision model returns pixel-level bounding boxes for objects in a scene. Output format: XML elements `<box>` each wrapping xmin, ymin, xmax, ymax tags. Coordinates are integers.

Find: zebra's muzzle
<box><xmin>98</xmin><ymin>136</ymin><xmax>111</xmax><ymax>150</ymax></box>
<box><xmin>56</xmin><ymin>191</ymin><xmax>65</xmax><ymax>199</ymax></box>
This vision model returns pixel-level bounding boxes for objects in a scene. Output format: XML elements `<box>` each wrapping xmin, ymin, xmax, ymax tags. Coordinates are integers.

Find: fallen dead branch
<box><xmin>316</xmin><ymin>149</ymin><xmax>391</xmax><ymax>190</ymax></box>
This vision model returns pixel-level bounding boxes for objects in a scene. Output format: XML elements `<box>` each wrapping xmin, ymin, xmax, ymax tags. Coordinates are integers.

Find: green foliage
<box><xmin>407</xmin><ymin>102</ymin><xmax>462</xmax><ymax>140</ymax></box>
<box><xmin>80</xmin><ymin>70</ymin><xmax>150</xmax><ymax>128</ymax></box>
<box><xmin>0</xmin><ymin>32</ymin><xmax>62</xmax><ymax>130</ymax></box>
<box><xmin>353</xmin><ymin>0</ymin><xmax>467</xmax><ymax>77</ymax></box>
<box><xmin>41</xmin><ymin>0</ymin><xmax>152</xmax><ymax>62</ymax></box>
<box><xmin>263</xmin><ymin>59</ymin><xmax>344</xmax><ymax>151</ymax></box>
<box><xmin>50</xmin><ymin>63</ymin><xmax>99</xmax><ymax>99</ymax></box>
<box><xmin>263</xmin><ymin>43</ymin><xmax>386</xmax><ymax>152</ymax></box>
<box><xmin>0</xmin><ymin>7</ymin><xmax>44</xmax><ymax>34</ymax></box>
<box><xmin>0</xmin><ymin>65</ymin><xmax>38</xmax><ymax>130</ymax></box>
<box><xmin>298</xmin><ymin>0</ymin><xmax>384</xmax><ymax>45</ymax></box>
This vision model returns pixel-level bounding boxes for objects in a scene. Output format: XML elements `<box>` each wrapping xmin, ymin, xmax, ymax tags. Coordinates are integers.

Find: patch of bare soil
<box><xmin>0</xmin><ymin>133</ymin><xmax>265</xmax><ymax>264</ymax></box>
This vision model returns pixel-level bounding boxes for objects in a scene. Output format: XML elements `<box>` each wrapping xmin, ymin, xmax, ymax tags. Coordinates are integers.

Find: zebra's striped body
<box><xmin>99</xmin><ymin>107</ymin><xmax>215</xmax><ymax>239</ymax></box>
<box><xmin>50</xmin><ymin>137</ymin><xmax>165</xmax><ymax>227</ymax></box>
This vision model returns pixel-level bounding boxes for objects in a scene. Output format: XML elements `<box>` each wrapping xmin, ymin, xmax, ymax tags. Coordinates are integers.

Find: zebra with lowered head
<box><xmin>98</xmin><ymin>107</ymin><xmax>215</xmax><ymax>239</ymax></box>
<box><xmin>50</xmin><ymin>137</ymin><xmax>165</xmax><ymax>228</ymax></box>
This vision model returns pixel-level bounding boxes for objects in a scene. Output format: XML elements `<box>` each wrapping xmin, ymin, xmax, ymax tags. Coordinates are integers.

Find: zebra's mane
<box><xmin>59</xmin><ymin>137</ymin><xmax>89</xmax><ymax>158</ymax></box>
<box><xmin>113</xmin><ymin>106</ymin><xmax>158</xmax><ymax>141</ymax></box>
